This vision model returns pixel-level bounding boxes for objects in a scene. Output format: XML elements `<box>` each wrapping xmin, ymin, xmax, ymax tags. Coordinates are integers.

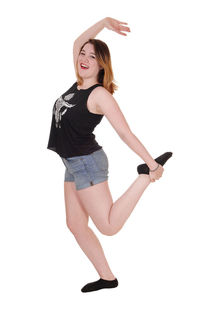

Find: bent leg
<box><xmin>109</xmin><ymin>174</ymin><xmax>151</xmax><ymax>233</ymax></box>
<box><xmin>76</xmin><ymin>174</ymin><xmax>151</xmax><ymax>235</ymax></box>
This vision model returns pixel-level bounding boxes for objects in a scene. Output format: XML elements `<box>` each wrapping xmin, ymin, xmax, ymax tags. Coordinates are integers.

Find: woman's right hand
<box><xmin>104</xmin><ymin>17</ymin><xmax>131</xmax><ymax>36</ymax></box>
<box><xmin>149</xmin><ymin>164</ymin><xmax>164</xmax><ymax>182</ymax></box>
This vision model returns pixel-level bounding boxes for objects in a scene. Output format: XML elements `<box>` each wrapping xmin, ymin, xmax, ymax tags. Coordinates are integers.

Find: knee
<box><xmin>66</xmin><ymin>221</ymin><xmax>88</xmax><ymax>236</ymax></box>
<box><xmin>100</xmin><ymin>226</ymin><xmax>118</xmax><ymax>236</ymax></box>
<box><xmin>66</xmin><ymin>222</ymin><xmax>75</xmax><ymax>234</ymax></box>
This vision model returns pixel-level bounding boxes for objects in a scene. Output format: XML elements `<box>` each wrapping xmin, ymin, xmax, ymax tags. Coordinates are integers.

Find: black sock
<box><xmin>137</xmin><ymin>151</ymin><xmax>173</xmax><ymax>174</ymax></box>
<box><xmin>81</xmin><ymin>277</ymin><xmax>118</xmax><ymax>293</ymax></box>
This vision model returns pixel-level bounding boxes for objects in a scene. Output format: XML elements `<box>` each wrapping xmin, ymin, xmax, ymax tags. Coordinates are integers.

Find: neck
<box><xmin>78</xmin><ymin>78</ymin><xmax>99</xmax><ymax>89</ymax></box>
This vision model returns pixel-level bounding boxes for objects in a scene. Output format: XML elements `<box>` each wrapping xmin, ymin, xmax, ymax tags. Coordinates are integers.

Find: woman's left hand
<box><xmin>149</xmin><ymin>164</ymin><xmax>164</xmax><ymax>182</ymax></box>
<box><xmin>104</xmin><ymin>17</ymin><xmax>131</xmax><ymax>36</ymax></box>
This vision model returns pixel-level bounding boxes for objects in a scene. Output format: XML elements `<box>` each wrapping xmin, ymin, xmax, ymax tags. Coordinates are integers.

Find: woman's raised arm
<box><xmin>73</xmin><ymin>17</ymin><xmax>131</xmax><ymax>67</ymax></box>
<box><xmin>74</xmin><ymin>18</ymin><xmax>106</xmax><ymax>48</ymax></box>
<box><xmin>74</xmin><ymin>17</ymin><xmax>130</xmax><ymax>46</ymax></box>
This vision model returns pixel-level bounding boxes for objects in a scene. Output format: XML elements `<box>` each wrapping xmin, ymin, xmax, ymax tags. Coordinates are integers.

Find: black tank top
<box><xmin>47</xmin><ymin>81</ymin><xmax>104</xmax><ymax>158</ymax></box>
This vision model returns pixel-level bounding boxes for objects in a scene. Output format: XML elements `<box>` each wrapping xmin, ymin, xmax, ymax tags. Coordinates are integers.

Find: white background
<box><xmin>1</xmin><ymin>0</ymin><xmax>200</xmax><ymax>311</ymax></box>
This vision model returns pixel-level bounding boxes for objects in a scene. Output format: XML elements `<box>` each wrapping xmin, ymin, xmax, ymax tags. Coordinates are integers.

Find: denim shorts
<box><xmin>60</xmin><ymin>148</ymin><xmax>109</xmax><ymax>190</ymax></box>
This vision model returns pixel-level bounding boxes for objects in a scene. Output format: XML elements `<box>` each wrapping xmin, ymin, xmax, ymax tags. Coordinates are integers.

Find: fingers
<box><xmin>150</xmin><ymin>172</ymin><xmax>163</xmax><ymax>182</ymax></box>
<box><xmin>111</xmin><ymin>18</ymin><xmax>131</xmax><ymax>35</ymax></box>
<box><xmin>122</xmin><ymin>26</ymin><xmax>131</xmax><ymax>31</ymax></box>
<box><xmin>113</xmin><ymin>18</ymin><xmax>128</xmax><ymax>25</ymax></box>
<box><xmin>119</xmin><ymin>21</ymin><xmax>128</xmax><ymax>25</ymax></box>
<box><xmin>113</xmin><ymin>29</ymin><xmax>129</xmax><ymax>36</ymax></box>
<box><xmin>151</xmin><ymin>174</ymin><xmax>162</xmax><ymax>182</ymax></box>
<box><xmin>116</xmin><ymin>28</ymin><xmax>130</xmax><ymax>36</ymax></box>
<box><xmin>117</xmin><ymin>31</ymin><xmax>128</xmax><ymax>36</ymax></box>
<box><xmin>113</xmin><ymin>29</ymin><xmax>127</xmax><ymax>36</ymax></box>
<box><xmin>119</xmin><ymin>25</ymin><xmax>131</xmax><ymax>33</ymax></box>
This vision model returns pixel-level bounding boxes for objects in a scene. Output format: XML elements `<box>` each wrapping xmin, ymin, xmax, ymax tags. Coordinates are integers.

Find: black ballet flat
<box><xmin>137</xmin><ymin>152</ymin><xmax>173</xmax><ymax>174</ymax></box>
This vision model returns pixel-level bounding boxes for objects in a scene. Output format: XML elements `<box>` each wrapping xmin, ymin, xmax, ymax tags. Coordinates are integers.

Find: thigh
<box><xmin>76</xmin><ymin>180</ymin><xmax>113</xmax><ymax>235</ymax></box>
<box><xmin>64</xmin><ymin>181</ymin><xmax>89</xmax><ymax>233</ymax></box>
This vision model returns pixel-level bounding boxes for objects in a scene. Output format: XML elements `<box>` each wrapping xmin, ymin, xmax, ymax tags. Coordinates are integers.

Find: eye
<box><xmin>91</xmin><ymin>56</ymin><xmax>95</xmax><ymax>59</ymax></box>
<box><xmin>80</xmin><ymin>51</ymin><xmax>85</xmax><ymax>55</ymax></box>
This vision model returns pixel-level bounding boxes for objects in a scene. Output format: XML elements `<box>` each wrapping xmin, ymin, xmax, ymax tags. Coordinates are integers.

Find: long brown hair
<box><xmin>75</xmin><ymin>38</ymin><xmax>118</xmax><ymax>94</ymax></box>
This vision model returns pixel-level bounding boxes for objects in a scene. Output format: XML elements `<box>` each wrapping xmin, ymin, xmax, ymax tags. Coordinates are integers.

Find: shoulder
<box><xmin>92</xmin><ymin>86</ymin><xmax>113</xmax><ymax>103</ymax></box>
<box><xmin>90</xmin><ymin>86</ymin><xmax>119</xmax><ymax>116</ymax></box>
<box><xmin>94</xmin><ymin>85</ymin><xmax>112</xmax><ymax>95</ymax></box>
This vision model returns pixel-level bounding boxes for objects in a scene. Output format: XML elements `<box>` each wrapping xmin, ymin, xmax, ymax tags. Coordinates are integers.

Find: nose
<box><xmin>82</xmin><ymin>56</ymin><xmax>89</xmax><ymax>63</ymax></box>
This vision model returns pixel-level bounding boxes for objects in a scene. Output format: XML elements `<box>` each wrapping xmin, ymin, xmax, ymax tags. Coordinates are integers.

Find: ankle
<box><xmin>139</xmin><ymin>174</ymin><xmax>151</xmax><ymax>182</ymax></box>
<box><xmin>99</xmin><ymin>274</ymin><xmax>116</xmax><ymax>280</ymax></box>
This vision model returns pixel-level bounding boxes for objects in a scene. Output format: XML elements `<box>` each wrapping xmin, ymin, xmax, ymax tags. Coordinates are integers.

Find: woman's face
<box><xmin>77</xmin><ymin>43</ymin><xmax>102</xmax><ymax>79</ymax></box>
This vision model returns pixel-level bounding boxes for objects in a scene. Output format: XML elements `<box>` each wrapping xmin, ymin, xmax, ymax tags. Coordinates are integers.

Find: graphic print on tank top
<box><xmin>53</xmin><ymin>92</ymin><xmax>76</xmax><ymax>128</ymax></box>
<box><xmin>47</xmin><ymin>81</ymin><xmax>104</xmax><ymax>158</ymax></box>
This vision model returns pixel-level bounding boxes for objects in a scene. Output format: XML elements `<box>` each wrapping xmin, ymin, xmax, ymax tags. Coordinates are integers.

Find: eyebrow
<box><xmin>81</xmin><ymin>49</ymin><xmax>96</xmax><ymax>55</ymax></box>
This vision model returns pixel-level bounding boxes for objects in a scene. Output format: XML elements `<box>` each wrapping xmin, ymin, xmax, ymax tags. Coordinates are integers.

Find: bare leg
<box><xmin>109</xmin><ymin>174</ymin><xmax>151</xmax><ymax>233</ymax></box>
<box><xmin>77</xmin><ymin>174</ymin><xmax>152</xmax><ymax>235</ymax></box>
<box><xmin>64</xmin><ymin>182</ymin><xmax>115</xmax><ymax>280</ymax></box>
<box><xmin>65</xmin><ymin>173</ymin><xmax>152</xmax><ymax>280</ymax></box>
<box><xmin>72</xmin><ymin>226</ymin><xmax>116</xmax><ymax>280</ymax></box>
<box><xmin>72</xmin><ymin>174</ymin><xmax>152</xmax><ymax>279</ymax></box>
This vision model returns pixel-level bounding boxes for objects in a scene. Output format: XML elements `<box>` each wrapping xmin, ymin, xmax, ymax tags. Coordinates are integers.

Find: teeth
<box><xmin>81</xmin><ymin>63</ymin><xmax>89</xmax><ymax>68</ymax></box>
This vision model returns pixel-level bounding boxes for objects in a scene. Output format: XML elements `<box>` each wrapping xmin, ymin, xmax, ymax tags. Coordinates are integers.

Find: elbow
<box><xmin>74</xmin><ymin>38</ymin><xmax>82</xmax><ymax>47</ymax></box>
<box><xmin>119</xmin><ymin>129</ymin><xmax>133</xmax><ymax>140</ymax></box>
<box><xmin>119</xmin><ymin>132</ymin><xmax>126</xmax><ymax>139</ymax></box>
<box><xmin>73</xmin><ymin>39</ymin><xmax>80</xmax><ymax>47</ymax></box>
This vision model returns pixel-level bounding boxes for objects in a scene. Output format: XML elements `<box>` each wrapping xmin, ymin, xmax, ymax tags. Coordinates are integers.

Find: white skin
<box><xmin>65</xmin><ymin>18</ymin><xmax>164</xmax><ymax>281</ymax></box>
<box><xmin>77</xmin><ymin>43</ymin><xmax>103</xmax><ymax>89</ymax></box>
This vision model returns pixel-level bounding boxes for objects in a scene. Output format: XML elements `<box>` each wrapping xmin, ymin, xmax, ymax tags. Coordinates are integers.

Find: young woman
<box><xmin>47</xmin><ymin>17</ymin><xmax>173</xmax><ymax>293</ymax></box>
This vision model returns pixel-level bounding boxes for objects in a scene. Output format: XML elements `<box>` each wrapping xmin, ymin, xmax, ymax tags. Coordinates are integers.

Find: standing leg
<box><xmin>64</xmin><ymin>182</ymin><xmax>115</xmax><ymax>280</ymax></box>
<box><xmin>73</xmin><ymin>227</ymin><xmax>116</xmax><ymax>280</ymax></box>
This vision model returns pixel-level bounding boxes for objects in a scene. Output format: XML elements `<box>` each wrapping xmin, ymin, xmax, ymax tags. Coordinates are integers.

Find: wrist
<box><xmin>104</xmin><ymin>17</ymin><xmax>108</xmax><ymax>27</ymax></box>
<box><xmin>104</xmin><ymin>17</ymin><xmax>112</xmax><ymax>28</ymax></box>
<box><xmin>149</xmin><ymin>163</ymin><xmax>159</xmax><ymax>172</ymax></box>
<box><xmin>148</xmin><ymin>161</ymin><xmax>159</xmax><ymax>171</ymax></box>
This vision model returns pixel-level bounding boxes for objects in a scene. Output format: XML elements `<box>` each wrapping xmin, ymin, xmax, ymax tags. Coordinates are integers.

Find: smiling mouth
<box><xmin>80</xmin><ymin>63</ymin><xmax>89</xmax><ymax>69</ymax></box>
